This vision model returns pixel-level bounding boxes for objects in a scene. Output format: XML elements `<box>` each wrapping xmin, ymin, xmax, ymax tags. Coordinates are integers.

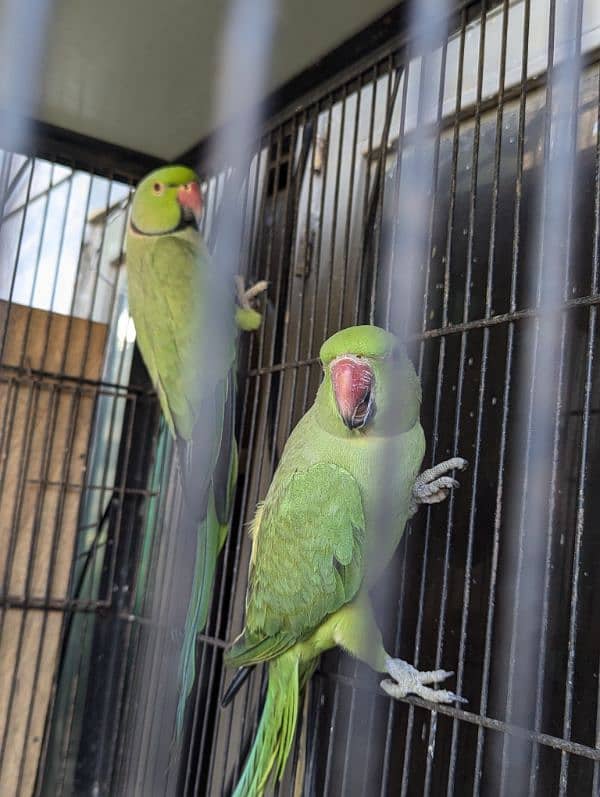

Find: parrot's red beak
<box><xmin>330</xmin><ymin>355</ymin><xmax>374</xmax><ymax>430</ymax></box>
<box><xmin>177</xmin><ymin>181</ymin><xmax>203</xmax><ymax>227</ymax></box>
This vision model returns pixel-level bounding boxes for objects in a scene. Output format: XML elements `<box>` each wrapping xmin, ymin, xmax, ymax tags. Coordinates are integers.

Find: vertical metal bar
<box><xmin>194</xmin><ymin>125</ymin><xmax>299</xmax><ymax>796</ymax></box>
<box><xmin>554</xmin><ymin>10</ymin><xmax>586</xmax><ymax>794</ymax></box>
<box><xmin>0</xmin><ymin>161</ymin><xmax>50</xmax><ymax>570</ymax></box>
<box><xmin>446</xmin><ymin>2</ymin><xmax>510</xmax><ymax>793</ymax></box>
<box><xmin>417</xmin><ymin>20</ymin><xmax>465</xmax><ymax>797</ymax></box>
<box><xmin>225</xmin><ymin>117</ymin><xmax>304</xmax><ymax>792</ymax></box>
<box><xmin>0</xmin><ymin>157</ymin><xmax>35</xmax><ymax>362</ymax></box>
<box><xmin>322</xmin><ymin>682</ymin><xmax>341</xmax><ymax>795</ymax></box>
<box><xmin>398</xmin><ymin>9</ymin><xmax>470</xmax><ymax>794</ymax></box>
<box><xmin>131</xmin><ymin>444</ymin><xmax>180</xmax><ymax>794</ymax></box>
<box><xmin>557</xmin><ymin>297</ymin><xmax>596</xmax><ymax>793</ymax></box>
<box><xmin>112</xmin><ymin>409</ymin><xmax>167</xmax><ymax>793</ymax></box>
<box><xmin>43</xmin><ymin>196</ymin><xmax>132</xmax><ymax>797</ymax></box>
<box><xmin>36</xmin><ymin>390</ymin><xmax>110</xmax><ymax>797</ymax></box>
<box><xmin>189</xmin><ymin>172</ymin><xmax>260</xmax><ymax>791</ymax></box>
<box><xmin>337</xmin><ymin>64</ymin><xmax>398</xmax><ymax>797</ymax></box>
<box><xmin>202</xmin><ymin>152</ymin><xmax>267</xmax><ymax>793</ymax></box>
<box><xmin>529</xmin><ymin>2</ymin><xmax>584</xmax><ymax>793</ymax></box>
<box><xmin>0</xmin><ymin>385</ymin><xmax>40</xmax><ymax>771</ymax></box>
<box><xmin>15</xmin><ymin>381</ymin><xmax>85</xmax><ymax>796</ymax></box>
<box><xmin>187</xmin><ymin>160</ymin><xmax>256</xmax><ymax>792</ymax></box>
<box><xmin>298</xmin><ymin>105</ymin><xmax>327</xmax><ymax>417</ymax></box>
<box><xmin>89</xmin><ymin>390</ymin><xmax>139</xmax><ymax>790</ymax></box>
<box><xmin>84</xmin><ymin>176</ymin><xmax>125</xmax><ymax>603</ymax></box>
<box><xmin>473</xmin><ymin>0</ymin><xmax>531</xmax><ymax>789</ymax></box>
<box><xmin>353</xmin><ymin>66</ymin><xmax>378</xmax><ymax>324</ymax></box>
<box><xmin>56</xmin><ymin>169</ymin><xmax>96</xmax><ymax>373</ymax></box>
<box><xmin>499</xmin><ymin>0</ymin><xmax>582</xmax><ymax>793</ymax></box>
<box><xmin>209</xmin><ymin>141</ymin><xmax>273</xmax><ymax>793</ymax></box>
<box><xmin>591</xmin><ymin>62</ymin><xmax>600</xmax><ymax>797</ymax></box>
<box><xmin>60</xmin><ymin>176</ymin><xmax>136</xmax><ymax>794</ymax></box>
<box><xmin>281</xmin><ymin>110</ymin><xmax>320</xmax><ymax>448</ymax></box>
<box><xmin>359</xmin><ymin>698</ymin><xmax>377</xmax><ymax>796</ymax></box>
<box><xmin>205</xmin><ymin>130</ymin><xmax>283</xmax><ymax>792</ymax></box>
<box><xmin>383</xmin><ymin>58</ymin><xmax>409</xmax><ymax>331</ymax></box>
<box><xmin>381</xmin><ymin>43</ymin><xmax>419</xmax><ymax>797</ymax></box>
<box><xmin>322</xmin><ymin>85</ymin><xmax>347</xmax><ymax>340</ymax></box>
<box><xmin>368</xmin><ymin>57</ymin><xmax>396</xmax><ymax>322</ymax></box>
<box><xmin>338</xmin><ymin>77</ymin><xmax>362</xmax><ymax>330</ymax></box>
<box><xmin>0</xmin><ymin>176</ymin><xmax>79</xmax><ymax>710</ymax></box>
<box><xmin>304</xmin><ymin>675</ymin><xmax>324</xmax><ymax>795</ymax></box>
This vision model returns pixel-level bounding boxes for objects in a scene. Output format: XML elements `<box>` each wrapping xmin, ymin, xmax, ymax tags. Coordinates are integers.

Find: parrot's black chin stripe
<box><xmin>181</xmin><ymin>206</ymin><xmax>200</xmax><ymax>228</ymax></box>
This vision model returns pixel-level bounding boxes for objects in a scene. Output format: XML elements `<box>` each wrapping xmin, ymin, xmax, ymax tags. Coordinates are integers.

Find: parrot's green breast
<box><xmin>274</xmin><ymin>405</ymin><xmax>425</xmax><ymax>578</ymax></box>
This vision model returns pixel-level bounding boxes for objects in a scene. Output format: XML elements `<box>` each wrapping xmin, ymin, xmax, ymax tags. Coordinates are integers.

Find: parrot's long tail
<box><xmin>176</xmin><ymin>487</ymin><xmax>226</xmax><ymax>736</ymax></box>
<box><xmin>232</xmin><ymin>652</ymin><xmax>306</xmax><ymax>797</ymax></box>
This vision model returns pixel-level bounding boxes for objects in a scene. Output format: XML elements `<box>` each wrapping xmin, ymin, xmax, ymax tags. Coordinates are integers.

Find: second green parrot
<box><xmin>126</xmin><ymin>164</ymin><xmax>265</xmax><ymax>735</ymax></box>
<box><xmin>224</xmin><ymin>324</ymin><xmax>467</xmax><ymax>796</ymax></box>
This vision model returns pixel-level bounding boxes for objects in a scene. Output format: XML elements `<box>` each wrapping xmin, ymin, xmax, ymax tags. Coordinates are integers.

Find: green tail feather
<box><xmin>176</xmin><ymin>488</ymin><xmax>224</xmax><ymax>736</ymax></box>
<box><xmin>233</xmin><ymin>653</ymin><xmax>301</xmax><ymax>797</ymax></box>
<box><xmin>175</xmin><ymin>436</ymin><xmax>237</xmax><ymax>737</ymax></box>
<box><xmin>134</xmin><ymin>419</ymin><xmax>172</xmax><ymax>616</ymax></box>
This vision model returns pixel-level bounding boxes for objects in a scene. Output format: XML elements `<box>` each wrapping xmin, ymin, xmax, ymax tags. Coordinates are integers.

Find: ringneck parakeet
<box><xmin>224</xmin><ymin>324</ymin><xmax>467</xmax><ymax>797</ymax></box>
<box><xmin>126</xmin><ymin>164</ymin><xmax>265</xmax><ymax>735</ymax></box>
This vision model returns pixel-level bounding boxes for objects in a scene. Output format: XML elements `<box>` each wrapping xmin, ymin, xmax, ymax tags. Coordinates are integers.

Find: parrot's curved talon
<box><xmin>411</xmin><ymin>457</ymin><xmax>467</xmax><ymax>514</ymax></box>
<box><xmin>236</xmin><ymin>275</ymin><xmax>269</xmax><ymax>309</ymax></box>
<box><xmin>382</xmin><ymin>657</ymin><xmax>463</xmax><ymax>705</ymax></box>
<box><xmin>419</xmin><ymin>668</ymin><xmax>454</xmax><ymax>683</ymax></box>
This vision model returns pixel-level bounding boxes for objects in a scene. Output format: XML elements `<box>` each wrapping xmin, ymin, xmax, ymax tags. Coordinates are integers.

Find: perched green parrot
<box><xmin>224</xmin><ymin>324</ymin><xmax>467</xmax><ymax>797</ymax></box>
<box><xmin>126</xmin><ymin>164</ymin><xmax>266</xmax><ymax>735</ymax></box>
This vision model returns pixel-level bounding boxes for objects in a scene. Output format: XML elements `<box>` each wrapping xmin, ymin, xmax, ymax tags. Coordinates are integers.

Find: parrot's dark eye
<box><xmin>152</xmin><ymin>182</ymin><xmax>164</xmax><ymax>196</ymax></box>
<box><xmin>183</xmin><ymin>182</ymin><xmax>193</xmax><ymax>192</ymax></box>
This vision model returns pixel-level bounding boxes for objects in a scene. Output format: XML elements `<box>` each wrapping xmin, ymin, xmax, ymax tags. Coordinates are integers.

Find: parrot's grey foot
<box><xmin>235</xmin><ymin>275</ymin><xmax>268</xmax><ymax>308</ymax></box>
<box><xmin>381</xmin><ymin>656</ymin><xmax>466</xmax><ymax>705</ymax></box>
<box><xmin>410</xmin><ymin>456</ymin><xmax>468</xmax><ymax>515</ymax></box>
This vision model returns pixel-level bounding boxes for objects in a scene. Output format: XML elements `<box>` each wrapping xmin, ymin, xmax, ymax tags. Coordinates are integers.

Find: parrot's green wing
<box><xmin>226</xmin><ymin>463</ymin><xmax>365</xmax><ymax>668</ymax></box>
<box><xmin>127</xmin><ymin>231</ymin><xmax>237</xmax><ymax>735</ymax></box>
<box><xmin>129</xmin><ymin>234</ymin><xmax>231</xmax><ymax>438</ymax></box>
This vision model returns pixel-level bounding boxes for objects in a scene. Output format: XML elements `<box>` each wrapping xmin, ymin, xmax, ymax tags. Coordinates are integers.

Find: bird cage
<box><xmin>1</xmin><ymin>0</ymin><xmax>600</xmax><ymax>795</ymax></box>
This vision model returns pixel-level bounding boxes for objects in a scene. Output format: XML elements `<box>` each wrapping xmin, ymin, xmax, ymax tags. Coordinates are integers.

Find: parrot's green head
<box><xmin>130</xmin><ymin>165</ymin><xmax>202</xmax><ymax>235</ymax></box>
<box><xmin>317</xmin><ymin>325</ymin><xmax>421</xmax><ymax>436</ymax></box>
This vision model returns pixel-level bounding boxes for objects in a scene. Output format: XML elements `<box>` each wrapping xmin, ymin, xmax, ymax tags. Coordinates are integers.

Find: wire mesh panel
<box><xmin>0</xmin><ymin>153</ymin><xmax>161</xmax><ymax>796</ymax></box>
<box><xmin>178</xmin><ymin>1</ymin><xmax>600</xmax><ymax>795</ymax></box>
<box><xmin>1</xmin><ymin>0</ymin><xmax>600</xmax><ymax>795</ymax></box>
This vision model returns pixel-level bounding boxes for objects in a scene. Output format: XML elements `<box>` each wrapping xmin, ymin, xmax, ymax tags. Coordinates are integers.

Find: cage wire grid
<box><xmin>0</xmin><ymin>0</ymin><xmax>600</xmax><ymax>794</ymax></box>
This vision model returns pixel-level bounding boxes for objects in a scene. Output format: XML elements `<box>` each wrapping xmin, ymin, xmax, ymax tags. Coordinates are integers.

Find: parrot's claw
<box><xmin>410</xmin><ymin>456</ymin><xmax>468</xmax><ymax>515</ymax></box>
<box><xmin>381</xmin><ymin>656</ymin><xmax>466</xmax><ymax>705</ymax></box>
<box><xmin>235</xmin><ymin>275</ymin><xmax>269</xmax><ymax>309</ymax></box>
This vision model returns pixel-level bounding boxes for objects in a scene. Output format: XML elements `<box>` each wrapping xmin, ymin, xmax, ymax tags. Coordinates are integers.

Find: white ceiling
<box><xmin>0</xmin><ymin>0</ymin><xmax>396</xmax><ymax>161</ymax></box>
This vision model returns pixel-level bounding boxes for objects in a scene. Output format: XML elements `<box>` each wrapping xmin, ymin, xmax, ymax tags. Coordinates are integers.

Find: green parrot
<box><xmin>224</xmin><ymin>324</ymin><xmax>467</xmax><ymax>797</ymax></box>
<box><xmin>126</xmin><ymin>164</ymin><xmax>266</xmax><ymax>735</ymax></box>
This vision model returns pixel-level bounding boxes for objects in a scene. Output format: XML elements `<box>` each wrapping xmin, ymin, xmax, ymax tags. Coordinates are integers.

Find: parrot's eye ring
<box><xmin>152</xmin><ymin>182</ymin><xmax>164</xmax><ymax>196</ymax></box>
<box><xmin>183</xmin><ymin>182</ymin><xmax>194</xmax><ymax>192</ymax></box>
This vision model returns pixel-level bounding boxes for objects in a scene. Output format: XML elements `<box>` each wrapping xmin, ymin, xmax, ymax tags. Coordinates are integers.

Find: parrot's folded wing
<box><xmin>226</xmin><ymin>463</ymin><xmax>366</xmax><ymax>667</ymax></box>
<box><xmin>175</xmin><ymin>371</ymin><xmax>234</xmax><ymax>521</ymax></box>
